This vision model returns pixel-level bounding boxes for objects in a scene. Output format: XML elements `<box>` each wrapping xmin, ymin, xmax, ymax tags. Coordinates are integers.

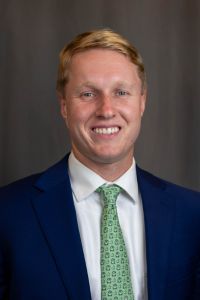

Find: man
<box><xmin>0</xmin><ymin>29</ymin><xmax>200</xmax><ymax>300</ymax></box>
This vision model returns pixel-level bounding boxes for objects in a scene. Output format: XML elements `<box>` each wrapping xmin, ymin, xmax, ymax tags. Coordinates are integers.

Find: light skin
<box><xmin>59</xmin><ymin>49</ymin><xmax>146</xmax><ymax>181</ymax></box>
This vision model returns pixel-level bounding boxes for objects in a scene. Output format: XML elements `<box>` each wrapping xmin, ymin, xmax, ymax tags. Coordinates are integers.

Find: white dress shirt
<box><xmin>68</xmin><ymin>152</ymin><xmax>148</xmax><ymax>300</ymax></box>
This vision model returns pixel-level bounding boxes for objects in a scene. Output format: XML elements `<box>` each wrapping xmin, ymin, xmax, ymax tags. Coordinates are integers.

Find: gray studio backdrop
<box><xmin>0</xmin><ymin>0</ymin><xmax>200</xmax><ymax>191</ymax></box>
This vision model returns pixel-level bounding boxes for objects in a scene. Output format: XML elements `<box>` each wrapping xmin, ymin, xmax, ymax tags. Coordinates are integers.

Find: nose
<box><xmin>96</xmin><ymin>95</ymin><xmax>116</xmax><ymax>119</ymax></box>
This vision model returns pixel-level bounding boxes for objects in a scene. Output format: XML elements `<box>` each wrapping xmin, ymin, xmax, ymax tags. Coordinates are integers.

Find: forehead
<box><xmin>70</xmin><ymin>48</ymin><xmax>132</xmax><ymax>67</ymax></box>
<box><xmin>68</xmin><ymin>49</ymin><xmax>140</xmax><ymax>82</ymax></box>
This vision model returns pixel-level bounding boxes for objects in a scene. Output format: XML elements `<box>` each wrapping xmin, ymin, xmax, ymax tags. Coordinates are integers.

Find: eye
<box><xmin>116</xmin><ymin>90</ymin><xmax>129</xmax><ymax>96</ymax></box>
<box><xmin>80</xmin><ymin>91</ymin><xmax>96</xmax><ymax>99</ymax></box>
<box><xmin>83</xmin><ymin>92</ymin><xmax>93</xmax><ymax>97</ymax></box>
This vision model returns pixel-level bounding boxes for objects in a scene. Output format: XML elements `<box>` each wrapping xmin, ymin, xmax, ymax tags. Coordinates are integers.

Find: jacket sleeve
<box><xmin>194</xmin><ymin>258</ymin><xmax>200</xmax><ymax>300</ymax></box>
<box><xmin>0</xmin><ymin>235</ymin><xmax>9</xmax><ymax>300</ymax></box>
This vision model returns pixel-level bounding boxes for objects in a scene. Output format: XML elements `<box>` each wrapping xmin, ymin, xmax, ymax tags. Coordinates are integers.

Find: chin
<box><xmin>91</xmin><ymin>152</ymin><xmax>127</xmax><ymax>164</ymax></box>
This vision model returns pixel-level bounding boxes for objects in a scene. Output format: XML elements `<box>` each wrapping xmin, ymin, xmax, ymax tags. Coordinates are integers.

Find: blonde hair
<box><xmin>56</xmin><ymin>29</ymin><xmax>146</xmax><ymax>96</ymax></box>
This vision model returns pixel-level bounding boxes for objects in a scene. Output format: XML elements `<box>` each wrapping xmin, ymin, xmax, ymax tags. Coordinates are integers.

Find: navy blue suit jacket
<box><xmin>0</xmin><ymin>156</ymin><xmax>200</xmax><ymax>300</ymax></box>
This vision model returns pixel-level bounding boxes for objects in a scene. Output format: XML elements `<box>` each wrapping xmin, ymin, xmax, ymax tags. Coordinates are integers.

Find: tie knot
<box><xmin>96</xmin><ymin>184</ymin><xmax>122</xmax><ymax>206</ymax></box>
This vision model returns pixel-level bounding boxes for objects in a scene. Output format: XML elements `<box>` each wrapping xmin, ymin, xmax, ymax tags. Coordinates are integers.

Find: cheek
<box><xmin>66</xmin><ymin>108</ymin><xmax>88</xmax><ymax>132</ymax></box>
<box><xmin>70</xmin><ymin>103</ymin><xmax>95</xmax><ymax>124</ymax></box>
<box><xmin>122</xmin><ymin>104</ymin><xmax>142</xmax><ymax>122</ymax></box>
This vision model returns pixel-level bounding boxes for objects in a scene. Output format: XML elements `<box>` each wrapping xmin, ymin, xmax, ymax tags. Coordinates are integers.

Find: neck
<box><xmin>72</xmin><ymin>152</ymin><xmax>134</xmax><ymax>181</ymax></box>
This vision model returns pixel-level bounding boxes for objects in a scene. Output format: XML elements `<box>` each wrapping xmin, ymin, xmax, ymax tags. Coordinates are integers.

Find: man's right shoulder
<box><xmin>0</xmin><ymin>173</ymin><xmax>41</xmax><ymax>205</ymax></box>
<box><xmin>0</xmin><ymin>154</ymin><xmax>69</xmax><ymax>208</ymax></box>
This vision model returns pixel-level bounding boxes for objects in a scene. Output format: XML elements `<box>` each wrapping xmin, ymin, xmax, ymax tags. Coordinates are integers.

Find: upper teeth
<box><xmin>93</xmin><ymin>127</ymin><xmax>119</xmax><ymax>134</ymax></box>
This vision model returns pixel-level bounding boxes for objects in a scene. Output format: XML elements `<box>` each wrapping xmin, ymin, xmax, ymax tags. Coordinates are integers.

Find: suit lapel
<box><xmin>31</xmin><ymin>157</ymin><xmax>91</xmax><ymax>300</ymax></box>
<box><xmin>137</xmin><ymin>167</ymin><xmax>175</xmax><ymax>300</ymax></box>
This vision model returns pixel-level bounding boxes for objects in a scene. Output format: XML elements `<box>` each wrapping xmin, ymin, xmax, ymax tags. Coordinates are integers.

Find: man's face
<box><xmin>60</xmin><ymin>49</ymin><xmax>146</xmax><ymax>171</ymax></box>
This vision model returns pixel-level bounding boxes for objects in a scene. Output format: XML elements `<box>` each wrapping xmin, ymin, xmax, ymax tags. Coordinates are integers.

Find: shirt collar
<box><xmin>68</xmin><ymin>152</ymin><xmax>139</xmax><ymax>203</ymax></box>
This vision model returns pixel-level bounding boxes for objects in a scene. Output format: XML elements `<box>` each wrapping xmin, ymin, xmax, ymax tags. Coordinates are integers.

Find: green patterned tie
<box><xmin>96</xmin><ymin>184</ymin><xmax>134</xmax><ymax>300</ymax></box>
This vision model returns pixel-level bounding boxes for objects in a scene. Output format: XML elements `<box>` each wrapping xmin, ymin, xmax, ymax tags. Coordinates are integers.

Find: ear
<box><xmin>140</xmin><ymin>89</ymin><xmax>147</xmax><ymax>117</ymax></box>
<box><xmin>57</xmin><ymin>91</ymin><xmax>68</xmax><ymax>124</ymax></box>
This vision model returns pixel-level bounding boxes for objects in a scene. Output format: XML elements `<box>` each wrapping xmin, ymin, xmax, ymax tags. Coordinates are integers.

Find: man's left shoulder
<box><xmin>137</xmin><ymin>165</ymin><xmax>200</xmax><ymax>201</ymax></box>
<box><xmin>162</xmin><ymin>176</ymin><xmax>200</xmax><ymax>200</ymax></box>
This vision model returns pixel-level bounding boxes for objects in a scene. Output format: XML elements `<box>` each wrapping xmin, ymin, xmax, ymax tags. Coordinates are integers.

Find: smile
<box><xmin>92</xmin><ymin>127</ymin><xmax>120</xmax><ymax>135</ymax></box>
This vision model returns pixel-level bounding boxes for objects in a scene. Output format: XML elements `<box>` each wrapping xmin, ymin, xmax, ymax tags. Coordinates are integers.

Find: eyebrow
<box><xmin>75</xmin><ymin>82</ymin><xmax>97</xmax><ymax>92</ymax></box>
<box><xmin>75</xmin><ymin>81</ymin><xmax>136</xmax><ymax>92</ymax></box>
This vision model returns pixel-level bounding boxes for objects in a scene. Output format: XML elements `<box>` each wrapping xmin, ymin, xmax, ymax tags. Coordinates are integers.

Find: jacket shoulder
<box><xmin>0</xmin><ymin>173</ymin><xmax>41</xmax><ymax>206</ymax></box>
<box><xmin>0</xmin><ymin>155</ymin><xmax>69</xmax><ymax>208</ymax></box>
<box><xmin>137</xmin><ymin>166</ymin><xmax>200</xmax><ymax>199</ymax></box>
